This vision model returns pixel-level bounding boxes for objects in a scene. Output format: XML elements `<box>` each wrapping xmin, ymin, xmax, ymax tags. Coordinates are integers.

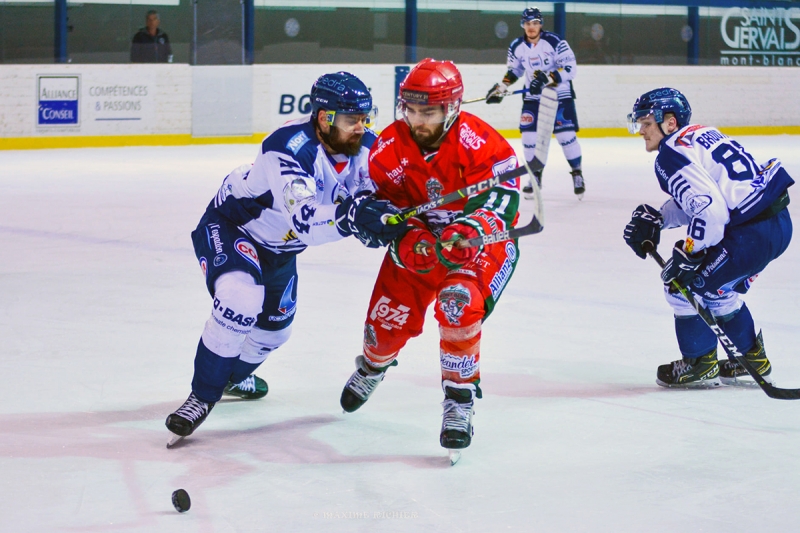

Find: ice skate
<box><xmin>340</xmin><ymin>355</ymin><xmax>395</xmax><ymax>413</ymax></box>
<box><xmin>439</xmin><ymin>386</ymin><xmax>474</xmax><ymax>454</ymax></box>
<box><xmin>522</xmin><ymin>169</ymin><xmax>543</xmax><ymax>199</ymax></box>
<box><xmin>656</xmin><ymin>350</ymin><xmax>721</xmax><ymax>389</ymax></box>
<box><xmin>719</xmin><ymin>332</ymin><xmax>774</xmax><ymax>386</ymax></box>
<box><xmin>223</xmin><ymin>374</ymin><xmax>268</xmax><ymax>399</ymax></box>
<box><xmin>165</xmin><ymin>392</ymin><xmax>215</xmax><ymax>447</ymax></box>
<box><xmin>570</xmin><ymin>169</ymin><xmax>585</xmax><ymax>199</ymax></box>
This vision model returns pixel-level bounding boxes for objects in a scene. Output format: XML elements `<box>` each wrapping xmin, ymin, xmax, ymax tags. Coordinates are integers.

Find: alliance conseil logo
<box><xmin>37</xmin><ymin>75</ymin><xmax>80</xmax><ymax>126</ymax></box>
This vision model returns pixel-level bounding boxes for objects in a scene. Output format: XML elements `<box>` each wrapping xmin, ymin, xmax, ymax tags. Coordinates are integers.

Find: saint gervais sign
<box><xmin>720</xmin><ymin>7</ymin><xmax>800</xmax><ymax>66</ymax></box>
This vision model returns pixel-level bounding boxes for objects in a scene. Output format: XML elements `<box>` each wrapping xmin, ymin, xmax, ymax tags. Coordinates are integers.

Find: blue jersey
<box><xmin>656</xmin><ymin>125</ymin><xmax>794</xmax><ymax>253</ymax></box>
<box><xmin>206</xmin><ymin>117</ymin><xmax>377</xmax><ymax>255</ymax></box>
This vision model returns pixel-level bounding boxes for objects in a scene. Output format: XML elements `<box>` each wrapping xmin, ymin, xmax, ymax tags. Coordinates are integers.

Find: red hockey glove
<box><xmin>435</xmin><ymin>222</ymin><xmax>482</xmax><ymax>269</ymax></box>
<box><xmin>390</xmin><ymin>227</ymin><xmax>439</xmax><ymax>273</ymax></box>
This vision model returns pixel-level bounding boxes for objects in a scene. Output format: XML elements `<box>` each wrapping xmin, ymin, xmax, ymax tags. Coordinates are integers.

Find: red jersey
<box><xmin>368</xmin><ymin>111</ymin><xmax>520</xmax><ymax>235</ymax></box>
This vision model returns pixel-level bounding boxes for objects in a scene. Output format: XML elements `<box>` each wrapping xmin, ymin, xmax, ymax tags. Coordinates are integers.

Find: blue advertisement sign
<box><xmin>38</xmin><ymin>76</ymin><xmax>79</xmax><ymax>126</ymax></box>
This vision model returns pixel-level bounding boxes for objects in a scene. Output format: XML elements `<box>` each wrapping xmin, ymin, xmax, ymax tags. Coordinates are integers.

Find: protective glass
<box><xmin>326</xmin><ymin>107</ymin><xmax>378</xmax><ymax>133</ymax></box>
<box><xmin>626</xmin><ymin>109</ymin><xmax>663</xmax><ymax>134</ymax></box>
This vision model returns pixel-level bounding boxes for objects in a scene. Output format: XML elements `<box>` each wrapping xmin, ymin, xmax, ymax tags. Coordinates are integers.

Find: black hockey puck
<box><xmin>171</xmin><ymin>489</ymin><xmax>191</xmax><ymax>513</ymax></box>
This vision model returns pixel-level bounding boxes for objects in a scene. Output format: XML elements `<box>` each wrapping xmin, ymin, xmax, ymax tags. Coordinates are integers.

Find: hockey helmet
<box><xmin>627</xmin><ymin>87</ymin><xmax>692</xmax><ymax>134</ymax></box>
<box><xmin>397</xmin><ymin>58</ymin><xmax>464</xmax><ymax>133</ymax></box>
<box><xmin>521</xmin><ymin>7</ymin><xmax>543</xmax><ymax>26</ymax></box>
<box><xmin>310</xmin><ymin>72</ymin><xmax>376</xmax><ymax>131</ymax></box>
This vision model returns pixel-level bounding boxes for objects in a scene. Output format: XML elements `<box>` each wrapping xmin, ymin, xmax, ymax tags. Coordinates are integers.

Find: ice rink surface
<box><xmin>1</xmin><ymin>135</ymin><xmax>799</xmax><ymax>533</ymax></box>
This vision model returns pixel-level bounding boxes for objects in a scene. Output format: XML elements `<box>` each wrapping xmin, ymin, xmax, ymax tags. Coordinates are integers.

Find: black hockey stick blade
<box><xmin>645</xmin><ymin>244</ymin><xmax>800</xmax><ymax>400</ymax></box>
<box><xmin>383</xmin><ymin>165</ymin><xmax>529</xmax><ymax>225</ymax></box>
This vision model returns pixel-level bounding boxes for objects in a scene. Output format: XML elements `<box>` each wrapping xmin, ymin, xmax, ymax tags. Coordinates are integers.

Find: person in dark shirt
<box><xmin>131</xmin><ymin>10</ymin><xmax>172</xmax><ymax>63</ymax></box>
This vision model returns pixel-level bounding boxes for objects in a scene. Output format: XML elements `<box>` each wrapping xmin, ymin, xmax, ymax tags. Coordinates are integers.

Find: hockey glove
<box><xmin>335</xmin><ymin>191</ymin><xmax>407</xmax><ymax>248</ymax></box>
<box><xmin>435</xmin><ymin>222</ymin><xmax>482</xmax><ymax>270</ymax></box>
<box><xmin>390</xmin><ymin>226</ymin><xmax>439</xmax><ymax>273</ymax></box>
<box><xmin>623</xmin><ymin>204</ymin><xmax>664</xmax><ymax>259</ymax></box>
<box><xmin>549</xmin><ymin>70</ymin><xmax>562</xmax><ymax>84</ymax></box>
<box><xmin>529</xmin><ymin>70</ymin><xmax>550</xmax><ymax>96</ymax></box>
<box><xmin>661</xmin><ymin>240</ymin><xmax>706</xmax><ymax>285</ymax></box>
<box><xmin>486</xmin><ymin>83</ymin><xmax>507</xmax><ymax>104</ymax></box>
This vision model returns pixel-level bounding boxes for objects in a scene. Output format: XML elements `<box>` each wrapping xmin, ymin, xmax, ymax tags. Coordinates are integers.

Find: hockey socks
<box><xmin>192</xmin><ymin>339</ymin><xmax>238</xmax><ymax>403</ymax></box>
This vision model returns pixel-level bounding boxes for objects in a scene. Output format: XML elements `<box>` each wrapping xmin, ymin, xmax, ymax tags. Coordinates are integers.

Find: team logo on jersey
<box><xmin>235</xmin><ymin>239</ymin><xmax>261</xmax><ymax>273</ymax></box>
<box><xmin>686</xmin><ymin>194</ymin><xmax>712</xmax><ymax>216</ymax></box>
<box><xmin>440</xmin><ymin>352</ymin><xmax>479</xmax><ymax>379</ymax></box>
<box><xmin>438</xmin><ymin>284</ymin><xmax>471</xmax><ymax>326</ymax></box>
<box><xmin>527</xmin><ymin>57</ymin><xmax>543</xmax><ymax>69</ymax></box>
<box><xmin>426</xmin><ymin>177</ymin><xmax>444</xmax><ymax>200</ymax></box>
<box><xmin>278</xmin><ymin>276</ymin><xmax>297</xmax><ymax>315</ymax></box>
<box><xmin>364</xmin><ymin>323</ymin><xmax>378</xmax><ymax>348</ymax></box>
<box><xmin>459</xmin><ymin>123</ymin><xmax>486</xmax><ymax>150</ymax></box>
<box><xmin>520</xmin><ymin>112</ymin><xmax>534</xmax><ymax>128</ymax></box>
<box><xmin>199</xmin><ymin>257</ymin><xmax>208</xmax><ymax>277</ymax></box>
<box><xmin>286</xmin><ymin>131</ymin><xmax>310</xmax><ymax>154</ymax></box>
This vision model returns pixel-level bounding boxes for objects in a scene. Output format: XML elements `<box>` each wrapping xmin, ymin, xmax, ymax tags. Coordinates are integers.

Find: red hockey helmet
<box><xmin>398</xmin><ymin>58</ymin><xmax>463</xmax><ymax>133</ymax></box>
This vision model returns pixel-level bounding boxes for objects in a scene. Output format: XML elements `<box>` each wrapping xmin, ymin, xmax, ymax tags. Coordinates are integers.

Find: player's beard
<box><xmin>319</xmin><ymin>126</ymin><xmax>363</xmax><ymax>157</ymax></box>
<box><xmin>410</xmin><ymin>122</ymin><xmax>445</xmax><ymax>151</ymax></box>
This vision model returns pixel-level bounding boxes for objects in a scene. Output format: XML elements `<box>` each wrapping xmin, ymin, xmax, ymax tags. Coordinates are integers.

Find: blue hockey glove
<box><xmin>335</xmin><ymin>191</ymin><xmax>408</xmax><ymax>248</ymax></box>
<box><xmin>549</xmin><ymin>70</ymin><xmax>562</xmax><ymax>84</ymax></box>
<box><xmin>624</xmin><ymin>204</ymin><xmax>664</xmax><ymax>259</ymax></box>
<box><xmin>485</xmin><ymin>83</ymin><xmax>507</xmax><ymax>104</ymax></box>
<box><xmin>661</xmin><ymin>240</ymin><xmax>706</xmax><ymax>285</ymax></box>
<box><xmin>529</xmin><ymin>70</ymin><xmax>549</xmax><ymax>96</ymax></box>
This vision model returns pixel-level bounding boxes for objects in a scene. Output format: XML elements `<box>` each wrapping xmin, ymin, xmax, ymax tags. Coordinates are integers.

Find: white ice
<box><xmin>1</xmin><ymin>135</ymin><xmax>799</xmax><ymax>533</ymax></box>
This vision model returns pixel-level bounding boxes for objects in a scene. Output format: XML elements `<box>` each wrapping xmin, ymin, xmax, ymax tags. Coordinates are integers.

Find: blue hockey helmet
<box><xmin>310</xmin><ymin>72</ymin><xmax>373</xmax><ymax>116</ymax></box>
<box><xmin>521</xmin><ymin>7</ymin><xmax>543</xmax><ymax>26</ymax></box>
<box><xmin>627</xmin><ymin>87</ymin><xmax>692</xmax><ymax>134</ymax></box>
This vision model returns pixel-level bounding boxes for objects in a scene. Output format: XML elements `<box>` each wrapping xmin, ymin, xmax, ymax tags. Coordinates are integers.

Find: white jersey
<box><xmin>207</xmin><ymin>116</ymin><xmax>377</xmax><ymax>255</ymax></box>
<box><xmin>505</xmin><ymin>31</ymin><xmax>577</xmax><ymax>101</ymax></box>
<box><xmin>655</xmin><ymin>124</ymin><xmax>793</xmax><ymax>253</ymax></box>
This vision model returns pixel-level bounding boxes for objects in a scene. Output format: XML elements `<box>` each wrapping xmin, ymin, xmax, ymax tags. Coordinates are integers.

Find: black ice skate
<box><xmin>340</xmin><ymin>355</ymin><xmax>395</xmax><ymax>413</ymax></box>
<box><xmin>165</xmin><ymin>392</ymin><xmax>215</xmax><ymax>447</ymax></box>
<box><xmin>440</xmin><ymin>386</ymin><xmax>475</xmax><ymax>454</ymax></box>
<box><xmin>719</xmin><ymin>332</ymin><xmax>774</xmax><ymax>386</ymax></box>
<box><xmin>570</xmin><ymin>169</ymin><xmax>585</xmax><ymax>199</ymax></box>
<box><xmin>522</xmin><ymin>169</ymin><xmax>543</xmax><ymax>199</ymax></box>
<box><xmin>656</xmin><ymin>350</ymin><xmax>721</xmax><ymax>389</ymax></box>
<box><xmin>223</xmin><ymin>374</ymin><xmax>268</xmax><ymax>399</ymax></box>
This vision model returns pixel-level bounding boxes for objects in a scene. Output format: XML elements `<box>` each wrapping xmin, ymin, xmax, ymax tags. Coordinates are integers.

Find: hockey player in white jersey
<box><xmin>165</xmin><ymin>72</ymin><xmax>407</xmax><ymax>443</ymax></box>
<box><xmin>486</xmin><ymin>7</ymin><xmax>585</xmax><ymax>198</ymax></box>
<box><xmin>623</xmin><ymin>87</ymin><xmax>793</xmax><ymax>388</ymax></box>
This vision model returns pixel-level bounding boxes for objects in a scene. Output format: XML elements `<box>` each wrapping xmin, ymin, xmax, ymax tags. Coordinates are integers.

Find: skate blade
<box><xmin>575</xmin><ymin>192</ymin><xmax>584</xmax><ymax>201</ymax></box>
<box><xmin>167</xmin><ymin>433</ymin><xmax>186</xmax><ymax>449</ymax></box>
<box><xmin>720</xmin><ymin>375</ymin><xmax>774</xmax><ymax>387</ymax></box>
<box><xmin>447</xmin><ymin>450</ymin><xmax>461</xmax><ymax>466</ymax></box>
<box><xmin>523</xmin><ymin>192</ymin><xmax>535</xmax><ymax>200</ymax></box>
<box><xmin>656</xmin><ymin>377</ymin><xmax>722</xmax><ymax>389</ymax></box>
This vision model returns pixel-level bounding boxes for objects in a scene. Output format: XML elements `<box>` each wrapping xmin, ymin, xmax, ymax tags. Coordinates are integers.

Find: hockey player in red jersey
<box><xmin>339</xmin><ymin>58</ymin><xmax>522</xmax><ymax>452</ymax></box>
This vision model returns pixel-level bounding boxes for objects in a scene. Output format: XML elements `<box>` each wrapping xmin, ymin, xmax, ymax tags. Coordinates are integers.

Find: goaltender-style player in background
<box><xmin>486</xmin><ymin>7</ymin><xmax>585</xmax><ymax>198</ymax></box>
<box><xmin>623</xmin><ymin>87</ymin><xmax>793</xmax><ymax>388</ymax></box>
<box><xmin>165</xmin><ymin>72</ymin><xmax>406</xmax><ymax>443</ymax></box>
<box><xmin>339</xmin><ymin>59</ymin><xmax>521</xmax><ymax>452</ymax></box>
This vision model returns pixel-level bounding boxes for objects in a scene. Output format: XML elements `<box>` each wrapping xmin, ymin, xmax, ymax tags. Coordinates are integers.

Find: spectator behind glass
<box><xmin>131</xmin><ymin>10</ymin><xmax>173</xmax><ymax>63</ymax></box>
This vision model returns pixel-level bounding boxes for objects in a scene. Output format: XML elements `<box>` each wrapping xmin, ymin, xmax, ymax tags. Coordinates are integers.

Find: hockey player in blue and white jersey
<box><xmin>624</xmin><ymin>87</ymin><xmax>793</xmax><ymax>388</ymax></box>
<box><xmin>486</xmin><ymin>7</ymin><xmax>585</xmax><ymax>198</ymax></box>
<box><xmin>165</xmin><ymin>72</ymin><xmax>407</xmax><ymax>444</ymax></box>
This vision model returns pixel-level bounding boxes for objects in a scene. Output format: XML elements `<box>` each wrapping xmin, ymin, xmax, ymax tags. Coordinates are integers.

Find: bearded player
<box><xmin>338</xmin><ymin>59</ymin><xmax>522</xmax><ymax>453</ymax></box>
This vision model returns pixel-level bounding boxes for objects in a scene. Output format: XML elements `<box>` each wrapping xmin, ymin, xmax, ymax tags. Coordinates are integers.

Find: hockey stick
<box><xmin>442</xmin><ymin>87</ymin><xmax>556</xmax><ymax>249</ymax></box>
<box><xmin>644</xmin><ymin>244</ymin><xmax>800</xmax><ymax>400</ymax></box>
<box><xmin>462</xmin><ymin>87</ymin><xmax>527</xmax><ymax>105</ymax></box>
<box><xmin>384</xmin><ymin>86</ymin><xmax>558</xmax><ymax>230</ymax></box>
